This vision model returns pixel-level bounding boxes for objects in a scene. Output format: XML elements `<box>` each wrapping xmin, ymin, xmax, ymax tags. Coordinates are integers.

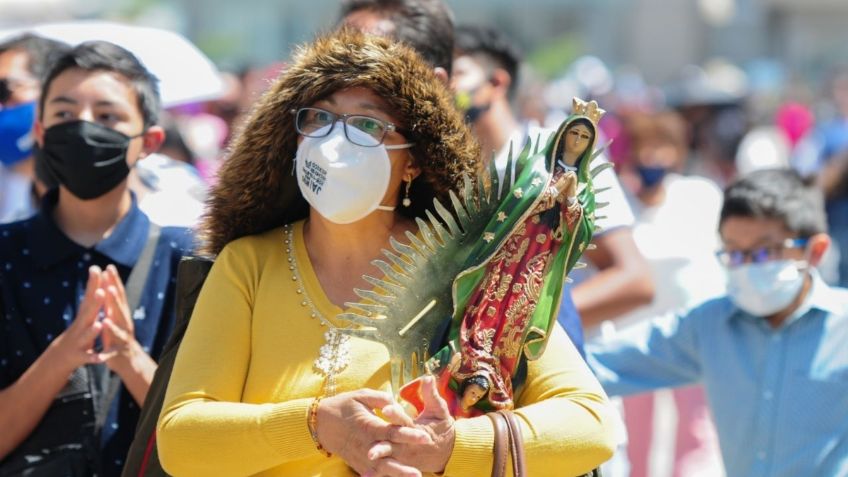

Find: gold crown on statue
<box><xmin>572</xmin><ymin>97</ymin><xmax>606</xmax><ymax>125</ymax></box>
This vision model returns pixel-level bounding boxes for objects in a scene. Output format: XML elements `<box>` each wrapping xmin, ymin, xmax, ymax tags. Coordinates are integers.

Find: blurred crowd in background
<box><xmin>4</xmin><ymin>0</ymin><xmax>847</xmax><ymax>287</ymax></box>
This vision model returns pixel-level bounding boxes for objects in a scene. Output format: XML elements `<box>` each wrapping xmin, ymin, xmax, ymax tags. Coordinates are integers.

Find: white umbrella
<box><xmin>0</xmin><ymin>20</ymin><xmax>225</xmax><ymax>107</ymax></box>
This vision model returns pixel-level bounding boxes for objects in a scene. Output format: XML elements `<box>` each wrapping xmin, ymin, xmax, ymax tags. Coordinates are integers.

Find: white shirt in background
<box><xmin>616</xmin><ymin>173</ymin><xmax>726</xmax><ymax>330</ymax></box>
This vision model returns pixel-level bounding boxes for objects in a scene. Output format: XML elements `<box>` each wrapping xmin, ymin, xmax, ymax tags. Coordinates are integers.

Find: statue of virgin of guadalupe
<box><xmin>339</xmin><ymin>98</ymin><xmax>609</xmax><ymax>418</ymax></box>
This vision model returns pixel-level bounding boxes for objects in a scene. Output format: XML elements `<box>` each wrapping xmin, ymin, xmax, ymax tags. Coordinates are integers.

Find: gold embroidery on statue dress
<box><xmin>480</xmin><ymin>263</ymin><xmax>504</xmax><ymax>304</ymax></box>
<box><xmin>522</xmin><ymin>252</ymin><xmax>550</xmax><ymax>299</ymax></box>
<box><xmin>495</xmin><ymin>274</ymin><xmax>513</xmax><ymax>301</ymax></box>
<box><xmin>496</xmin><ymin>320</ymin><xmax>526</xmax><ymax>359</ymax></box>
<box><xmin>472</xmin><ymin>327</ymin><xmax>496</xmax><ymax>354</ymax></box>
<box><xmin>508</xmin><ymin>238</ymin><xmax>530</xmax><ymax>266</ymax></box>
<box><xmin>495</xmin><ymin>251</ymin><xmax>551</xmax><ymax>359</ymax></box>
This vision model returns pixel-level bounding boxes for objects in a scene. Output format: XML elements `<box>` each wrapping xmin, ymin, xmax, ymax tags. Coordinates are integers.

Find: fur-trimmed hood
<box><xmin>200</xmin><ymin>29</ymin><xmax>480</xmax><ymax>256</ymax></box>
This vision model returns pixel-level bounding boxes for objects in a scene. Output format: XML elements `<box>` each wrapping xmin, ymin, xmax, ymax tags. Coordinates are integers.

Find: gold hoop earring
<box><xmin>402</xmin><ymin>178</ymin><xmax>412</xmax><ymax>207</ymax></box>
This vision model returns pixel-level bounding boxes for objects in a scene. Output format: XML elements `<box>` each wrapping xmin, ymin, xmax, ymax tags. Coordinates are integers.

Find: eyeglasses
<box><xmin>291</xmin><ymin>107</ymin><xmax>408</xmax><ymax>147</ymax></box>
<box><xmin>716</xmin><ymin>238</ymin><xmax>808</xmax><ymax>267</ymax></box>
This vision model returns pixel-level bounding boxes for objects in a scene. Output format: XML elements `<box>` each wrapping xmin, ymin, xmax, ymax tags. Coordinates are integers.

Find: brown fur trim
<box><xmin>200</xmin><ymin>28</ymin><xmax>480</xmax><ymax>256</ymax></box>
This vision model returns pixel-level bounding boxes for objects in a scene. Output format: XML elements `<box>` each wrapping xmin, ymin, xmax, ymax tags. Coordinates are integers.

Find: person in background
<box><xmin>1</xmin><ymin>32</ymin><xmax>207</xmax><ymax>229</ymax></box>
<box><xmin>131</xmin><ymin>125</ymin><xmax>208</xmax><ymax>227</ymax></box>
<box><xmin>587</xmin><ymin>168</ymin><xmax>848</xmax><ymax>477</ymax></box>
<box><xmin>0</xmin><ymin>33</ymin><xmax>68</xmax><ymax>223</ymax></box>
<box><xmin>614</xmin><ymin>110</ymin><xmax>725</xmax><ymax>477</ymax></box>
<box><xmin>794</xmin><ymin>69</ymin><xmax>848</xmax><ymax>287</ymax></box>
<box><xmin>0</xmin><ymin>41</ymin><xmax>192</xmax><ymax>476</ymax></box>
<box><xmin>339</xmin><ymin>0</ymin><xmax>455</xmax><ymax>83</ymax></box>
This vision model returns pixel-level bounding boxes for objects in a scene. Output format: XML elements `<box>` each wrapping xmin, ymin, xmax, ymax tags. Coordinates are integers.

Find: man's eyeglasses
<box><xmin>291</xmin><ymin>107</ymin><xmax>409</xmax><ymax>147</ymax></box>
<box><xmin>716</xmin><ymin>238</ymin><xmax>808</xmax><ymax>267</ymax></box>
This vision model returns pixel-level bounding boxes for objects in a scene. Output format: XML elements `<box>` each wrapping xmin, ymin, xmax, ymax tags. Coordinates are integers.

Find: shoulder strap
<box><xmin>95</xmin><ymin>222</ymin><xmax>161</xmax><ymax>431</ymax></box>
<box><xmin>500</xmin><ymin>410</ymin><xmax>527</xmax><ymax>477</ymax></box>
<box><xmin>125</xmin><ymin>223</ymin><xmax>161</xmax><ymax>313</ymax></box>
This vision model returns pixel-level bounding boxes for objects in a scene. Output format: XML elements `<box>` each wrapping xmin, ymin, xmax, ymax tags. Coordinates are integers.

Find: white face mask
<box><xmin>726</xmin><ymin>260</ymin><xmax>807</xmax><ymax>317</ymax></box>
<box><xmin>295</xmin><ymin>124</ymin><xmax>412</xmax><ymax>224</ymax></box>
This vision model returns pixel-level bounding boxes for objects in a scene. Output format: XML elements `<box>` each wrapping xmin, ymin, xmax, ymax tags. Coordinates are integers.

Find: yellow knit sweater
<box><xmin>157</xmin><ymin>221</ymin><xmax>616</xmax><ymax>476</ymax></box>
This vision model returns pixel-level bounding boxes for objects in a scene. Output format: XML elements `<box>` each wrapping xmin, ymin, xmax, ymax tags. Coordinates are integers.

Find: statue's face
<box><xmin>564</xmin><ymin>123</ymin><xmax>593</xmax><ymax>165</ymax></box>
<box><xmin>461</xmin><ymin>383</ymin><xmax>487</xmax><ymax>409</ymax></box>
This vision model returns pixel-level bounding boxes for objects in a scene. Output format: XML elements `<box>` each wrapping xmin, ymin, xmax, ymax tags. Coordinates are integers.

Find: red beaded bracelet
<box><xmin>308</xmin><ymin>396</ymin><xmax>332</xmax><ymax>457</ymax></box>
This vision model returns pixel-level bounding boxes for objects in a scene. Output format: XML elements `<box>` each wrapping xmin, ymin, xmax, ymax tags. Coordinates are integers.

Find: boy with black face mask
<box><xmin>586</xmin><ymin>169</ymin><xmax>848</xmax><ymax>477</ymax></box>
<box><xmin>0</xmin><ymin>41</ymin><xmax>192</xmax><ymax>476</ymax></box>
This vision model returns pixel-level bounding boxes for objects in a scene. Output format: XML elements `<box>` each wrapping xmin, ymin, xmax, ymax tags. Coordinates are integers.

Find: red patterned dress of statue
<box><xmin>399</xmin><ymin>99</ymin><xmax>604</xmax><ymax>418</ymax></box>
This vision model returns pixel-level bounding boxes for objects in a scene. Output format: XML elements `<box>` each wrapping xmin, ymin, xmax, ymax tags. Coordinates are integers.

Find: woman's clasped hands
<box><xmin>315</xmin><ymin>376</ymin><xmax>456</xmax><ymax>477</ymax></box>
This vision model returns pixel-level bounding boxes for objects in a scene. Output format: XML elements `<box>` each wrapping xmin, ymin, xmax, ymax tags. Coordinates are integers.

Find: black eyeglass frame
<box><xmin>290</xmin><ymin>107</ymin><xmax>410</xmax><ymax>147</ymax></box>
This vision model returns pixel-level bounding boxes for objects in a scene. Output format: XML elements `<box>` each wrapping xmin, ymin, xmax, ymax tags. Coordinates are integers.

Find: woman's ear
<box><xmin>405</xmin><ymin>155</ymin><xmax>422</xmax><ymax>181</ymax></box>
<box><xmin>807</xmin><ymin>233</ymin><xmax>831</xmax><ymax>267</ymax></box>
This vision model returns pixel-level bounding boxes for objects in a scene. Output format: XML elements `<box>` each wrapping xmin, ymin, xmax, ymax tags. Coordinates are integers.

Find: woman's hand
<box><xmin>315</xmin><ymin>389</ymin><xmax>432</xmax><ymax>476</ymax></box>
<box><xmin>366</xmin><ymin>376</ymin><xmax>456</xmax><ymax>476</ymax></box>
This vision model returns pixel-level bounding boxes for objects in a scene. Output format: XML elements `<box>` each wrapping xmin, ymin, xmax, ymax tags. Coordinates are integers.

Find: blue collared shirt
<box><xmin>0</xmin><ymin>190</ymin><xmax>193</xmax><ymax>476</ymax></box>
<box><xmin>586</xmin><ymin>272</ymin><xmax>848</xmax><ymax>477</ymax></box>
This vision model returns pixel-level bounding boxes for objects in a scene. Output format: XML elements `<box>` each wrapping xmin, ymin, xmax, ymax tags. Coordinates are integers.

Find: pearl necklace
<box><xmin>284</xmin><ymin>224</ymin><xmax>351</xmax><ymax>396</ymax></box>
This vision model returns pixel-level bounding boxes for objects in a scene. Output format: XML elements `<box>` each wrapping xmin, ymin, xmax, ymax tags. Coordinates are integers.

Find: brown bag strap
<box><xmin>488</xmin><ymin>411</ymin><xmax>527</xmax><ymax>477</ymax></box>
<box><xmin>487</xmin><ymin>412</ymin><xmax>509</xmax><ymax>477</ymax></box>
<box><xmin>500</xmin><ymin>411</ymin><xmax>527</xmax><ymax>477</ymax></box>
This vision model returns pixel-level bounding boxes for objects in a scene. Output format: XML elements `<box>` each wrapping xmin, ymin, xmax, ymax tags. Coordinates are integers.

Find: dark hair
<box><xmin>39</xmin><ymin>41</ymin><xmax>161</xmax><ymax>128</ymax></box>
<box><xmin>720</xmin><ymin>169</ymin><xmax>827</xmax><ymax>237</ymax></box>
<box><xmin>0</xmin><ymin>33</ymin><xmax>70</xmax><ymax>81</ymax></box>
<box><xmin>460</xmin><ymin>374</ymin><xmax>491</xmax><ymax>397</ymax></box>
<box><xmin>567</xmin><ymin>117</ymin><xmax>594</xmax><ymax>135</ymax></box>
<box><xmin>454</xmin><ymin>24</ymin><xmax>522</xmax><ymax>100</ymax></box>
<box><xmin>339</xmin><ymin>0</ymin><xmax>455</xmax><ymax>75</ymax></box>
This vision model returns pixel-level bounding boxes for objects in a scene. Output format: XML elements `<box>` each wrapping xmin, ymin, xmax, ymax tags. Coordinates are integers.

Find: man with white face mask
<box><xmin>586</xmin><ymin>168</ymin><xmax>848</xmax><ymax>477</ymax></box>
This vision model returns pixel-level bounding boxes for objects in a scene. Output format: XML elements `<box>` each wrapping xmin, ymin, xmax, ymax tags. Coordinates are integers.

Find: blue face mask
<box><xmin>636</xmin><ymin>165</ymin><xmax>667</xmax><ymax>188</ymax></box>
<box><xmin>0</xmin><ymin>101</ymin><xmax>36</xmax><ymax>167</ymax></box>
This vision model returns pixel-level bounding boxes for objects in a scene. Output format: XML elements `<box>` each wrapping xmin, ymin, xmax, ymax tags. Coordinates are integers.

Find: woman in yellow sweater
<box><xmin>156</xmin><ymin>29</ymin><xmax>617</xmax><ymax>477</ymax></box>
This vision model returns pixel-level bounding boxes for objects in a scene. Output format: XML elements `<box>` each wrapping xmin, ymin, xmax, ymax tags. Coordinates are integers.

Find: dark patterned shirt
<box><xmin>0</xmin><ymin>190</ymin><xmax>193</xmax><ymax>476</ymax></box>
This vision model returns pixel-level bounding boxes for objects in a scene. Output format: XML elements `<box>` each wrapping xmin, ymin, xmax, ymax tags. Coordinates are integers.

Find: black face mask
<box><xmin>33</xmin><ymin>144</ymin><xmax>59</xmax><ymax>191</ymax></box>
<box><xmin>41</xmin><ymin>120</ymin><xmax>141</xmax><ymax>200</ymax></box>
<box><xmin>455</xmin><ymin>82</ymin><xmax>492</xmax><ymax>125</ymax></box>
<box><xmin>463</xmin><ymin>102</ymin><xmax>491</xmax><ymax>125</ymax></box>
